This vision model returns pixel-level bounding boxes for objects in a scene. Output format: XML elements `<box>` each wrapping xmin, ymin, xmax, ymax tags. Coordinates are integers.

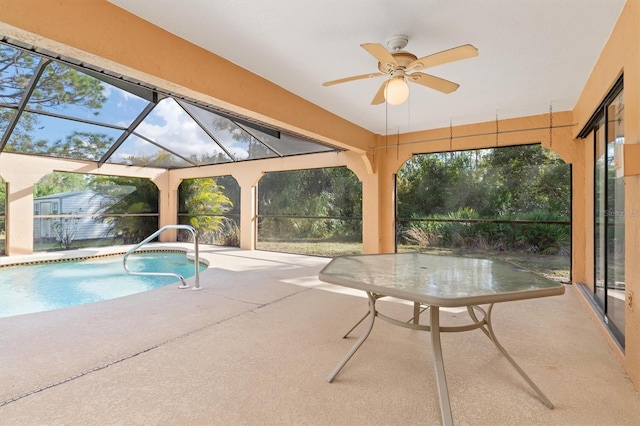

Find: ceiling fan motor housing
<box><xmin>378</xmin><ymin>51</ymin><xmax>417</xmax><ymax>73</ymax></box>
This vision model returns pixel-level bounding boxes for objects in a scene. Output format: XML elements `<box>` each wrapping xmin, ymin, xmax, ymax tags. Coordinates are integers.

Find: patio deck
<box><xmin>1</xmin><ymin>245</ymin><xmax>638</xmax><ymax>425</ymax></box>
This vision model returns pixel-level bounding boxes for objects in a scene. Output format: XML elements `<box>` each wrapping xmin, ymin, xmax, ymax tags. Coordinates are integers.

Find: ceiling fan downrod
<box><xmin>386</xmin><ymin>34</ymin><xmax>409</xmax><ymax>52</ymax></box>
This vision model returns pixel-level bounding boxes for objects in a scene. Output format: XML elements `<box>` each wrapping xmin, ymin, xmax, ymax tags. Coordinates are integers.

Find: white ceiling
<box><xmin>108</xmin><ymin>0</ymin><xmax>625</xmax><ymax>136</ymax></box>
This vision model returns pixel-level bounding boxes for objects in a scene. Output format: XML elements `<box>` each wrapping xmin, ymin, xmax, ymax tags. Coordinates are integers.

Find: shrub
<box><xmin>515</xmin><ymin>211</ymin><xmax>569</xmax><ymax>254</ymax></box>
<box><xmin>402</xmin><ymin>208</ymin><xmax>569</xmax><ymax>254</ymax></box>
<box><xmin>216</xmin><ymin>219</ymin><xmax>240</xmax><ymax>247</ymax></box>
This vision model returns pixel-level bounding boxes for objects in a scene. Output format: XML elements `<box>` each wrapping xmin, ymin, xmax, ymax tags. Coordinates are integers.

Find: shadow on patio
<box><xmin>1</xmin><ymin>246</ymin><xmax>638</xmax><ymax>425</ymax></box>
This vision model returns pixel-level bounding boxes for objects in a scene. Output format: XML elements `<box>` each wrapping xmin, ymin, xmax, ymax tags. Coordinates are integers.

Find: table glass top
<box><xmin>319</xmin><ymin>253</ymin><xmax>564</xmax><ymax>306</ymax></box>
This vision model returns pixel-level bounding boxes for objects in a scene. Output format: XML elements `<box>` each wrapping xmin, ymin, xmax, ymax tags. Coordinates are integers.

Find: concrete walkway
<box><xmin>1</xmin><ymin>245</ymin><xmax>638</xmax><ymax>425</ymax></box>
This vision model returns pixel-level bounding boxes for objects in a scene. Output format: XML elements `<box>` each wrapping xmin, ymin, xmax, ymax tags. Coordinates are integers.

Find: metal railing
<box><xmin>123</xmin><ymin>224</ymin><xmax>201</xmax><ymax>290</ymax></box>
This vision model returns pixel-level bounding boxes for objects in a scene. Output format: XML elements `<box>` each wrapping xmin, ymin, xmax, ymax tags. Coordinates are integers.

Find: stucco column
<box><xmin>233</xmin><ymin>170</ymin><xmax>263</xmax><ymax>250</ymax></box>
<box><xmin>5</xmin><ymin>180</ymin><xmax>36</xmax><ymax>255</ymax></box>
<box><xmin>376</xmin><ymin>158</ymin><xmax>397</xmax><ymax>254</ymax></box>
<box><xmin>2</xmin><ymin>166</ymin><xmax>48</xmax><ymax>255</ymax></box>
<box><xmin>156</xmin><ymin>187</ymin><xmax>178</xmax><ymax>241</ymax></box>
<box><xmin>344</xmin><ymin>151</ymin><xmax>395</xmax><ymax>254</ymax></box>
<box><xmin>359</xmin><ymin>173</ymin><xmax>379</xmax><ymax>254</ymax></box>
<box><xmin>571</xmin><ymin>140</ymin><xmax>591</xmax><ymax>285</ymax></box>
<box><xmin>154</xmin><ymin>171</ymin><xmax>178</xmax><ymax>242</ymax></box>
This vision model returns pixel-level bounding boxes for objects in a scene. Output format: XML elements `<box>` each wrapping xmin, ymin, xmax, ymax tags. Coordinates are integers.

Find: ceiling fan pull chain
<box><xmin>385</xmin><ymin>95</ymin><xmax>389</xmax><ymax>154</ymax></box>
<box><xmin>399</xmin><ymin>100</ymin><xmax>409</xmax><ymax>160</ymax></box>
<box><xmin>449</xmin><ymin>119</ymin><xmax>453</xmax><ymax>152</ymax></box>
<box><xmin>495</xmin><ymin>111</ymin><xmax>499</xmax><ymax>147</ymax></box>
<box><xmin>549</xmin><ymin>103</ymin><xmax>553</xmax><ymax>148</ymax></box>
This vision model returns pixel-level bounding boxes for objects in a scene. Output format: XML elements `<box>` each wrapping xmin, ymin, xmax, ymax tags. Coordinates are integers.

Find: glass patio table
<box><xmin>319</xmin><ymin>253</ymin><xmax>565</xmax><ymax>426</ymax></box>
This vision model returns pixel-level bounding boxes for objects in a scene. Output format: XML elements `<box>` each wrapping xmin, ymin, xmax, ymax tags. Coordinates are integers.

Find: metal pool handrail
<box><xmin>123</xmin><ymin>225</ymin><xmax>201</xmax><ymax>291</ymax></box>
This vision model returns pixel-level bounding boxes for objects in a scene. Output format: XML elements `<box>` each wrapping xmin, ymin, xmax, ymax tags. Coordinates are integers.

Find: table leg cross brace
<box><xmin>327</xmin><ymin>294</ymin><xmax>554</xmax><ymax>426</ymax></box>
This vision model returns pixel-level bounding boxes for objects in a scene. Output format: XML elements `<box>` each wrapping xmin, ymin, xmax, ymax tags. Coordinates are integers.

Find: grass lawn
<box><xmin>397</xmin><ymin>245</ymin><xmax>571</xmax><ymax>283</ymax></box>
<box><xmin>257</xmin><ymin>240</ymin><xmax>362</xmax><ymax>257</ymax></box>
<box><xmin>257</xmin><ymin>240</ymin><xmax>570</xmax><ymax>284</ymax></box>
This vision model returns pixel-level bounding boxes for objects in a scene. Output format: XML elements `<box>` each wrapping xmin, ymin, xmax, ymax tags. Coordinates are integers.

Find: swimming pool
<box><xmin>0</xmin><ymin>252</ymin><xmax>207</xmax><ymax>318</ymax></box>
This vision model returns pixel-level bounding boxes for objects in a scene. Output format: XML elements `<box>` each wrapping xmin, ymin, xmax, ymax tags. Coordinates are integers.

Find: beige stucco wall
<box><xmin>571</xmin><ymin>0</ymin><xmax>639</xmax><ymax>388</ymax></box>
<box><xmin>0</xmin><ymin>0</ymin><xmax>638</xmax><ymax>390</ymax></box>
<box><xmin>0</xmin><ymin>153</ymin><xmax>167</xmax><ymax>255</ymax></box>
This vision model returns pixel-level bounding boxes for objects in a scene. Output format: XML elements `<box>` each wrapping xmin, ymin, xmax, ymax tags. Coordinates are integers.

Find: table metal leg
<box><xmin>342</xmin><ymin>311</ymin><xmax>370</xmax><ymax>338</ymax></box>
<box><xmin>405</xmin><ymin>303</ymin><xmax>429</xmax><ymax>324</ymax></box>
<box><xmin>327</xmin><ymin>292</ymin><xmax>377</xmax><ymax>383</ymax></box>
<box><xmin>413</xmin><ymin>302</ymin><xmax>421</xmax><ymax>324</ymax></box>
<box><xmin>481</xmin><ymin>304</ymin><xmax>554</xmax><ymax>409</ymax></box>
<box><xmin>430</xmin><ymin>306</ymin><xmax>454</xmax><ymax>426</ymax></box>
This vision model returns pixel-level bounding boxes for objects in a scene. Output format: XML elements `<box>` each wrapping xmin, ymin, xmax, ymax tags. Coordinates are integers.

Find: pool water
<box><xmin>0</xmin><ymin>252</ymin><xmax>206</xmax><ymax>318</ymax></box>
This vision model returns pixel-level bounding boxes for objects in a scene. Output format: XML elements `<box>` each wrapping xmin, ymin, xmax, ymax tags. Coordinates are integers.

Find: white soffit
<box><xmin>108</xmin><ymin>0</ymin><xmax>626</xmax><ymax>135</ymax></box>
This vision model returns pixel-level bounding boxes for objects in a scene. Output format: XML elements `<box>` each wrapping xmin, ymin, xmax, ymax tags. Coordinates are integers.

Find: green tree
<box><xmin>178</xmin><ymin>177</ymin><xmax>233</xmax><ymax>240</ymax></box>
<box><xmin>258</xmin><ymin>167</ymin><xmax>361</xmax><ymax>240</ymax></box>
<box><xmin>48</xmin><ymin>131</ymin><xmax>113</xmax><ymax>160</ymax></box>
<box><xmin>214</xmin><ymin>175</ymin><xmax>240</xmax><ymax>216</ymax></box>
<box><xmin>398</xmin><ymin>145</ymin><xmax>569</xmax><ymax>220</ymax></box>
<box><xmin>0</xmin><ymin>176</ymin><xmax>6</xmax><ymax>229</ymax></box>
<box><xmin>34</xmin><ymin>172</ymin><xmax>91</xmax><ymax>197</ymax></box>
<box><xmin>259</xmin><ymin>168</ymin><xmax>361</xmax><ymax>217</ymax></box>
<box><xmin>1</xmin><ymin>45</ymin><xmax>106</xmax><ymax>149</ymax></box>
<box><xmin>397</xmin><ymin>152</ymin><xmax>488</xmax><ymax>218</ymax></box>
<box><xmin>0</xmin><ymin>178</ymin><xmax>5</xmax><ymax>254</ymax></box>
<box><xmin>396</xmin><ymin>144</ymin><xmax>570</xmax><ymax>251</ymax></box>
<box><xmin>93</xmin><ymin>176</ymin><xmax>159</xmax><ymax>243</ymax></box>
<box><xmin>531</xmin><ymin>157</ymin><xmax>571</xmax><ymax>218</ymax></box>
<box><xmin>0</xmin><ymin>177</ymin><xmax>5</xmax><ymax>215</ymax></box>
<box><xmin>0</xmin><ymin>46</ymin><xmax>105</xmax><ymax>108</ymax></box>
<box><xmin>123</xmin><ymin>150</ymin><xmax>192</xmax><ymax>168</ymax></box>
<box><xmin>480</xmin><ymin>145</ymin><xmax>559</xmax><ymax>216</ymax></box>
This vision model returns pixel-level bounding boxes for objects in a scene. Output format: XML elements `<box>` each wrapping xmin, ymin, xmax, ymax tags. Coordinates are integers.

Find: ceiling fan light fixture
<box><xmin>384</xmin><ymin>77</ymin><xmax>409</xmax><ymax>105</ymax></box>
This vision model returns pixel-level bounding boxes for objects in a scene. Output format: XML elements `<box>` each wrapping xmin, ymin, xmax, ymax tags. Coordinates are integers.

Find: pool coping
<box><xmin>0</xmin><ymin>243</ymin><xmax>208</xmax><ymax>268</ymax></box>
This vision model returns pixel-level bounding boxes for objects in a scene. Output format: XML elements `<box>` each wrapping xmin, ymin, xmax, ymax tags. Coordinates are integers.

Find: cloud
<box><xmin>110</xmin><ymin>98</ymin><xmax>262</xmax><ymax>163</ymax></box>
<box><xmin>134</xmin><ymin>98</ymin><xmax>240</xmax><ymax>159</ymax></box>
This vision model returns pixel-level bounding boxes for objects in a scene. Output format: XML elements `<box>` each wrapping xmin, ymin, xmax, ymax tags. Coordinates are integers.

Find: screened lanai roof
<box><xmin>0</xmin><ymin>39</ymin><xmax>336</xmax><ymax>169</ymax></box>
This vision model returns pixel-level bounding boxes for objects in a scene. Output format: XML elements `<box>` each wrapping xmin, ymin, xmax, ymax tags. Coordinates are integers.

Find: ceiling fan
<box><xmin>322</xmin><ymin>35</ymin><xmax>478</xmax><ymax>105</ymax></box>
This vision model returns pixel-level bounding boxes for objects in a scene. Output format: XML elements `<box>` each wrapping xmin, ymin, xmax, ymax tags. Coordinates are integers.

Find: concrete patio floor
<box><xmin>1</xmin><ymin>245</ymin><xmax>639</xmax><ymax>425</ymax></box>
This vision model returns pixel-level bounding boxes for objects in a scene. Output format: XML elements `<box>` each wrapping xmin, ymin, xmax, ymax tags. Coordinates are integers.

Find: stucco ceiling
<box><xmin>107</xmin><ymin>0</ymin><xmax>625</xmax><ymax>136</ymax></box>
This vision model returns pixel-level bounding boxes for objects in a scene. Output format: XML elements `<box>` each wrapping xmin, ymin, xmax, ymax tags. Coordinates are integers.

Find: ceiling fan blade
<box><xmin>370</xmin><ymin>80</ymin><xmax>387</xmax><ymax>105</ymax></box>
<box><xmin>407</xmin><ymin>44</ymin><xmax>478</xmax><ymax>71</ymax></box>
<box><xmin>361</xmin><ymin>43</ymin><xmax>397</xmax><ymax>70</ymax></box>
<box><xmin>408</xmin><ymin>72</ymin><xmax>460</xmax><ymax>94</ymax></box>
<box><xmin>322</xmin><ymin>72</ymin><xmax>384</xmax><ymax>86</ymax></box>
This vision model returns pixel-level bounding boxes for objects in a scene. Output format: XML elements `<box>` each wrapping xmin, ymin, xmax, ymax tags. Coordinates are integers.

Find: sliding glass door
<box><xmin>594</xmin><ymin>86</ymin><xmax>625</xmax><ymax>347</ymax></box>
